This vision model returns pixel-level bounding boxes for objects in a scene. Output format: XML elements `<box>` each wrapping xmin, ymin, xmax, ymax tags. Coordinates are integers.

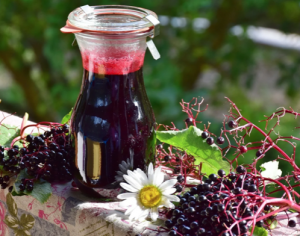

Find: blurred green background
<box><xmin>1</xmin><ymin>0</ymin><xmax>300</xmax><ymax>183</ymax></box>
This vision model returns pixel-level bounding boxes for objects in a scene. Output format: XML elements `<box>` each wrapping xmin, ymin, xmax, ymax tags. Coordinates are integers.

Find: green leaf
<box><xmin>251</xmin><ymin>226</ymin><xmax>269</xmax><ymax>236</ymax></box>
<box><xmin>156</xmin><ymin>126</ymin><xmax>230</xmax><ymax>175</ymax></box>
<box><xmin>14</xmin><ymin>170</ymin><xmax>52</xmax><ymax>204</ymax></box>
<box><xmin>0</xmin><ymin>124</ymin><xmax>20</xmax><ymax>147</ymax></box>
<box><xmin>6</xmin><ymin>193</ymin><xmax>18</xmax><ymax>217</ymax></box>
<box><xmin>61</xmin><ymin>108</ymin><xmax>73</xmax><ymax>124</ymax></box>
<box><xmin>19</xmin><ymin>214</ymin><xmax>35</xmax><ymax>230</ymax></box>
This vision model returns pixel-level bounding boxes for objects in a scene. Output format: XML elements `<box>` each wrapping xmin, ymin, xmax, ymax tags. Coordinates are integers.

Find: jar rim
<box><xmin>67</xmin><ymin>5</ymin><xmax>158</xmax><ymax>35</ymax></box>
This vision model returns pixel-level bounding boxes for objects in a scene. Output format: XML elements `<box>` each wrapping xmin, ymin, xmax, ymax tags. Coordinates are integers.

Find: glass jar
<box><xmin>61</xmin><ymin>5</ymin><xmax>158</xmax><ymax>197</ymax></box>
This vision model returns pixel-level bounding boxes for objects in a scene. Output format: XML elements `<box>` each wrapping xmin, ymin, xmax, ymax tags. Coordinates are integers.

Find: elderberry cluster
<box><xmin>165</xmin><ymin>166</ymin><xmax>270</xmax><ymax>236</ymax></box>
<box><xmin>0</xmin><ymin>125</ymin><xmax>75</xmax><ymax>191</ymax></box>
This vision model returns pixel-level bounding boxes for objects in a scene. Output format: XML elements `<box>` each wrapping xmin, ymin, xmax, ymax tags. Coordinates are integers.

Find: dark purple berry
<box><xmin>164</xmin><ymin>155</ymin><xmax>171</xmax><ymax>162</ymax></box>
<box><xmin>256</xmin><ymin>149</ymin><xmax>263</xmax><ymax>157</ymax></box>
<box><xmin>218</xmin><ymin>169</ymin><xmax>226</xmax><ymax>177</ymax></box>
<box><xmin>206</xmin><ymin>137</ymin><xmax>214</xmax><ymax>145</ymax></box>
<box><xmin>217</xmin><ymin>136</ymin><xmax>225</xmax><ymax>144</ymax></box>
<box><xmin>236</xmin><ymin>165</ymin><xmax>246</xmax><ymax>174</ymax></box>
<box><xmin>228</xmin><ymin>120</ymin><xmax>237</xmax><ymax>128</ymax></box>
<box><xmin>185</xmin><ymin>117</ymin><xmax>193</xmax><ymax>126</ymax></box>
<box><xmin>201</xmin><ymin>131</ymin><xmax>209</xmax><ymax>139</ymax></box>
<box><xmin>209</xmin><ymin>173</ymin><xmax>218</xmax><ymax>182</ymax></box>
<box><xmin>0</xmin><ymin>146</ymin><xmax>4</xmax><ymax>152</ymax></box>
<box><xmin>177</xmin><ymin>175</ymin><xmax>184</xmax><ymax>183</ymax></box>
<box><xmin>8</xmin><ymin>186</ymin><xmax>13</xmax><ymax>192</ymax></box>
<box><xmin>288</xmin><ymin>219</ymin><xmax>296</xmax><ymax>227</ymax></box>
<box><xmin>26</xmin><ymin>135</ymin><xmax>34</xmax><ymax>142</ymax></box>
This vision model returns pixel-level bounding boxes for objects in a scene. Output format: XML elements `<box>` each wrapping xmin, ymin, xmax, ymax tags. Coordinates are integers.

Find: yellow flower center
<box><xmin>139</xmin><ymin>185</ymin><xmax>162</xmax><ymax>208</ymax></box>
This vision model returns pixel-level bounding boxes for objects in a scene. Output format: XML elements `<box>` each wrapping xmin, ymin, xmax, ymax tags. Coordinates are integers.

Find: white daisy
<box><xmin>117</xmin><ymin>163</ymin><xmax>180</xmax><ymax>222</ymax></box>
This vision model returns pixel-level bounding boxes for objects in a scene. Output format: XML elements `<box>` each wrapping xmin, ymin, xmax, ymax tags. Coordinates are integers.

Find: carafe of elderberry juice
<box><xmin>61</xmin><ymin>5</ymin><xmax>159</xmax><ymax>197</ymax></box>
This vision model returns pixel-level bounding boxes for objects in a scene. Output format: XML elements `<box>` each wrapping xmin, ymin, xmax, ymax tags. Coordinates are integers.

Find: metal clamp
<box><xmin>144</xmin><ymin>15</ymin><xmax>160</xmax><ymax>38</ymax></box>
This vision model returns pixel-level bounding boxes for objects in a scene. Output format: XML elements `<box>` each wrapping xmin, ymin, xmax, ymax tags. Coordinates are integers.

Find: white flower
<box><xmin>114</xmin><ymin>154</ymin><xmax>134</xmax><ymax>183</ymax></box>
<box><xmin>117</xmin><ymin>163</ymin><xmax>180</xmax><ymax>222</ymax></box>
<box><xmin>261</xmin><ymin>160</ymin><xmax>282</xmax><ymax>184</ymax></box>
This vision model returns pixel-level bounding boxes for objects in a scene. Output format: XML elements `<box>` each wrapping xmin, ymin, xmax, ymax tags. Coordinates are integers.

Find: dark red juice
<box><xmin>71</xmin><ymin>52</ymin><xmax>156</xmax><ymax>189</ymax></box>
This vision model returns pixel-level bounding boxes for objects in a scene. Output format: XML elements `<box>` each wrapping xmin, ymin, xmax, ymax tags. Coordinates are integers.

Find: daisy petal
<box><xmin>162</xmin><ymin>187</ymin><xmax>177</xmax><ymax>195</ymax></box>
<box><xmin>119</xmin><ymin>163</ymin><xmax>127</xmax><ymax>173</ymax></box>
<box><xmin>160</xmin><ymin>197</ymin><xmax>175</xmax><ymax>209</ymax></box>
<box><xmin>134</xmin><ymin>168</ymin><xmax>149</xmax><ymax>185</ymax></box>
<box><xmin>148</xmin><ymin>163</ymin><xmax>154</xmax><ymax>184</ymax></box>
<box><xmin>139</xmin><ymin>209</ymin><xmax>149</xmax><ymax>220</ymax></box>
<box><xmin>125</xmin><ymin>205</ymin><xmax>135</xmax><ymax>215</ymax></box>
<box><xmin>136</xmin><ymin>208</ymin><xmax>149</xmax><ymax>221</ymax></box>
<box><xmin>119</xmin><ymin>197</ymin><xmax>137</xmax><ymax>208</ymax></box>
<box><xmin>117</xmin><ymin>192</ymin><xmax>137</xmax><ymax>200</ymax></box>
<box><xmin>120</xmin><ymin>183</ymin><xmax>139</xmax><ymax>192</ymax></box>
<box><xmin>164</xmin><ymin>194</ymin><xmax>180</xmax><ymax>202</ymax></box>
<box><xmin>127</xmin><ymin>170</ymin><xmax>142</xmax><ymax>185</ymax></box>
<box><xmin>159</xmin><ymin>179</ymin><xmax>177</xmax><ymax>191</ymax></box>
<box><xmin>150</xmin><ymin>207</ymin><xmax>159</xmax><ymax>221</ymax></box>
<box><xmin>129</xmin><ymin>205</ymin><xmax>142</xmax><ymax>221</ymax></box>
<box><xmin>153</xmin><ymin>166</ymin><xmax>164</xmax><ymax>186</ymax></box>
<box><xmin>123</xmin><ymin>175</ymin><xmax>143</xmax><ymax>190</ymax></box>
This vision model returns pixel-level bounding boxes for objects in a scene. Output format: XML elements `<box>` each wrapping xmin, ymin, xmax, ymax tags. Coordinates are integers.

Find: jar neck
<box><xmin>75</xmin><ymin>33</ymin><xmax>147</xmax><ymax>75</ymax></box>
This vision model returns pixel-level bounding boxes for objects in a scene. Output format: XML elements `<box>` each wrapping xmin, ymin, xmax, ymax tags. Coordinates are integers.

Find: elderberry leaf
<box><xmin>0</xmin><ymin>124</ymin><xmax>20</xmax><ymax>147</ymax></box>
<box><xmin>61</xmin><ymin>108</ymin><xmax>73</xmax><ymax>124</ymax></box>
<box><xmin>14</xmin><ymin>170</ymin><xmax>52</xmax><ymax>204</ymax></box>
<box><xmin>251</xmin><ymin>226</ymin><xmax>268</xmax><ymax>236</ymax></box>
<box><xmin>156</xmin><ymin>126</ymin><xmax>230</xmax><ymax>175</ymax></box>
<box><xmin>260</xmin><ymin>160</ymin><xmax>282</xmax><ymax>184</ymax></box>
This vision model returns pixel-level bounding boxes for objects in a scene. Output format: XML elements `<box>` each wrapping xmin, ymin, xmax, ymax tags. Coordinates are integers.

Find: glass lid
<box><xmin>67</xmin><ymin>5</ymin><xmax>158</xmax><ymax>33</ymax></box>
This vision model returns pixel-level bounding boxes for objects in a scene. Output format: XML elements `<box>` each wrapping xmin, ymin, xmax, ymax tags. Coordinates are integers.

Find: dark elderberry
<box><xmin>0</xmin><ymin>152</ymin><xmax>4</xmax><ymax>159</ymax></box>
<box><xmin>156</xmin><ymin>144</ymin><xmax>163</xmax><ymax>150</ymax></box>
<box><xmin>206</xmin><ymin>137</ymin><xmax>214</xmax><ymax>145</ymax></box>
<box><xmin>256</xmin><ymin>220</ymin><xmax>264</xmax><ymax>227</ymax></box>
<box><xmin>218</xmin><ymin>169</ymin><xmax>226</xmax><ymax>177</ymax></box>
<box><xmin>26</xmin><ymin>184</ymin><xmax>34</xmax><ymax>192</ymax></box>
<box><xmin>217</xmin><ymin>136</ymin><xmax>225</xmax><ymax>145</ymax></box>
<box><xmin>165</xmin><ymin>219</ymin><xmax>173</xmax><ymax>228</ymax></box>
<box><xmin>164</xmin><ymin>155</ymin><xmax>171</xmax><ymax>162</ymax></box>
<box><xmin>256</xmin><ymin>149</ymin><xmax>263</xmax><ymax>157</ymax></box>
<box><xmin>26</xmin><ymin>135</ymin><xmax>34</xmax><ymax>142</ymax></box>
<box><xmin>209</xmin><ymin>173</ymin><xmax>218</xmax><ymax>182</ymax></box>
<box><xmin>177</xmin><ymin>175</ymin><xmax>184</xmax><ymax>183</ymax></box>
<box><xmin>288</xmin><ymin>219</ymin><xmax>296</xmax><ymax>227</ymax></box>
<box><xmin>176</xmin><ymin>185</ymin><xmax>183</xmax><ymax>192</ymax></box>
<box><xmin>248</xmin><ymin>184</ymin><xmax>257</xmax><ymax>192</ymax></box>
<box><xmin>0</xmin><ymin>146</ymin><xmax>4</xmax><ymax>152</ymax></box>
<box><xmin>201</xmin><ymin>131</ymin><xmax>209</xmax><ymax>139</ymax></box>
<box><xmin>185</xmin><ymin>117</ymin><xmax>193</xmax><ymax>126</ymax></box>
<box><xmin>228</xmin><ymin>120</ymin><xmax>237</xmax><ymax>128</ymax></box>
<box><xmin>168</xmin><ymin>230</ymin><xmax>177</xmax><ymax>236</ymax></box>
<box><xmin>264</xmin><ymin>205</ymin><xmax>271</xmax><ymax>211</ymax></box>
<box><xmin>236</xmin><ymin>165</ymin><xmax>246</xmax><ymax>174</ymax></box>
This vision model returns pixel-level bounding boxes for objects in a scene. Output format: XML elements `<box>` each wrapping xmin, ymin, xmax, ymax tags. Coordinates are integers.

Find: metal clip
<box><xmin>144</xmin><ymin>15</ymin><xmax>160</xmax><ymax>38</ymax></box>
<box><xmin>146</xmin><ymin>39</ymin><xmax>160</xmax><ymax>60</ymax></box>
